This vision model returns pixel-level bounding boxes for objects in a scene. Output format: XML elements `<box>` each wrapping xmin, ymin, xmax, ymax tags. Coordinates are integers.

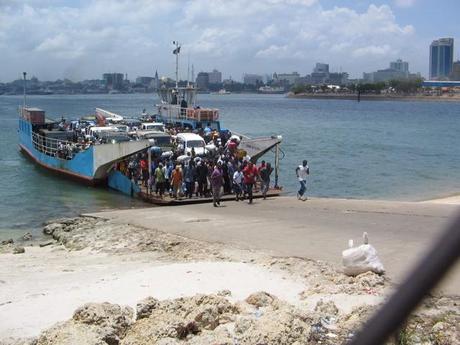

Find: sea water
<box><xmin>1</xmin><ymin>93</ymin><xmax>459</xmax><ymax>237</ymax></box>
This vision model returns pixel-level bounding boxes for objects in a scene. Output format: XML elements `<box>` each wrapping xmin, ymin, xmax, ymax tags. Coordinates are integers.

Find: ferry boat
<box><xmin>18</xmin><ymin>107</ymin><xmax>152</xmax><ymax>185</ymax></box>
<box><xmin>157</xmin><ymin>85</ymin><xmax>222</xmax><ymax>132</ymax></box>
<box><xmin>155</xmin><ymin>84</ymin><xmax>283</xmax><ymax>167</ymax></box>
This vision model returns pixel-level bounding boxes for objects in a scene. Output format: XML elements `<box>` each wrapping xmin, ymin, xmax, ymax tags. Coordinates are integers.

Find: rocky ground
<box><xmin>1</xmin><ymin>216</ymin><xmax>458</xmax><ymax>345</ymax></box>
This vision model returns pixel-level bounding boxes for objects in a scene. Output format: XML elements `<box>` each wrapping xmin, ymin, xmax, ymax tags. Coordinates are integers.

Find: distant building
<box><xmin>314</xmin><ymin>63</ymin><xmax>329</xmax><ymax>74</ymax></box>
<box><xmin>310</xmin><ymin>63</ymin><xmax>330</xmax><ymax>85</ymax></box>
<box><xmin>243</xmin><ymin>74</ymin><xmax>263</xmax><ymax>86</ymax></box>
<box><xmin>196</xmin><ymin>72</ymin><xmax>209</xmax><ymax>90</ymax></box>
<box><xmin>390</xmin><ymin>59</ymin><xmax>409</xmax><ymax>76</ymax></box>
<box><xmin>328</xmin><ymin>72</ymin><xmax>349</xmax><ymax>85</ymax></box>
<box><xmin>273</xmin><ymin>72</ymin><xmax>300</xmax><ymax>85</ymax></box>
<box><xmin>363</xmin><ymin>59</ymin><xmax>414</xmax><ymax>83</ymax></box>
<box><xmin>450</xmin><ymin>61</ymin><xmax>460</xmax><ymax>81</ymax></box>
<box><xmin>152</xmin><ymin>70</ymin><xmax>160</xmax><ymax>90</ymax></box>
<box><xmin>136</xmin><ymin>76</ymin><xmax>154</xmax><ymax>86</ymax></box>
<box><xmin>429</xmin><ymin>38</ymin><xmax>454</xmax><ymax>80</ymax></box>
<box><xmin>208</xmin><ymin>69</ymin><xmax>222</xmax><ymax>84</ymax></box>
<box><xmin>422</xmin><ymin>80</ymin><xmax>460</xmax><ymax>88</ymax></box>
<box><xmin>264</xmin><ymin>74</ymin><xmax>273</xmax><ymax>84</ymax></box>
<box><xmin>103</xmin><ymin>73</ymin><xmax>124</xmax><ymax>90</ymax></box>
<box><xmin>367</xmin><ymin>69</ymin><xmax>408</xmax><ymax>83</ymax></box>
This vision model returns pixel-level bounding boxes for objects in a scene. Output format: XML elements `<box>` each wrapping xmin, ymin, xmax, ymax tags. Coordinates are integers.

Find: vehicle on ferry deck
<box><xmin>176</xmin><ymin>133</ymin><xmax>207</xmax><ymax>156</ymax></box>
<box><xmin>140</xmin><ymin>122</ymin><xmax>165</xmax><ymax>132</ymax></box>
<box><xmin>135</xmin><ymin>130</ymin><xmax>172</xmax><ymax>149</ymax></box>
<box><xmin>18</xmin><ymin>107</ymin><xmax>152</xmax><ymax>184</ymax></box>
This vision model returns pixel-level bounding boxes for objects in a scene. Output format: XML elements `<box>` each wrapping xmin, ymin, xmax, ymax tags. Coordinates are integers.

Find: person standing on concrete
<box><xmin>296</xmin><ymin>160</ymin><xmax>309</xmax><ymax>201</ymax></box>
<box><xmin>232</xmin><ymin>166</ymin><xmax>244</xmax><ymax>201</ymax></box>
<box><xmin>171</xmin><ymin>165</ymin><xmax>183</xmax><ymax>199</ymax></box>
<box><xmin>259</xmin><ymin>162</ymin><xmax>273</xmax><ymax>200</ymax></box>
<box><xmin>183</xmin><ymin>160</ymin><xmax>196</xmax><ymax>199</ymax></box>
<box><xmin>211</xmin><ymin>163</ymin><xmax>223</xmax><ymax>207</ymax></box>
<box><xmin>243</xmin><ymin>162</ymin><xmax>258</xmax><ymax>204</ymax></box>
<box><xmin>154</xmin><ymin>163</ymin><xmax>166</xmax><ymax>198</ymax></box>
<box><xmin>196</xmin><ymin>161</ymin><xmax>208</xmax><ymax>197</ymax></box>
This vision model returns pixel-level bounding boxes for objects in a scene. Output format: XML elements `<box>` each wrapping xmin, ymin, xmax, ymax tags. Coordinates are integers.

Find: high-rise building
<box><xmin>314</xmin><ymin>63</ymin><xmax>329</xmax><ymax>74</ymax></box>
<box><xmin>196</xmin><ymin>72</ymin><xmax>209</xmax><ymax>90</ymax></box>
<box><xmin>136</xmin><ymin>76</ymin><xmax>154</xmax><ymax>86</ymax></box>
<box><xmin>451</xmin><ymin>61</ymin><xmax>460</xmax><ymax>81</ymax></box>
<box><xmin>243</xmin><ymin>74</ymin><xmax>263</xmax><ymax>86</ymax></box>
<box><xmin>429</xmin><ymin>38</ymin><xmax>454</xmax><ymax>80</ymax></box>
<box><xmin>390</xmin><ymin>59</ymin><xmax>409</xmax><ymax>74</ymax></box>
<box><xmin>273</xmin><ymin>72</ymin><xmax>300</xmax><ymax>85</ymax></box>
<box><xmin>310</xmin><ymin>63</ymin><xmax>330</xmax><ymax>84</ymax></box>
<box><xmin>208</xmin><ymin>69</ymin><xmax>222</xmax><ymax>84</ymax></box>
<box><xmin>103</xmin><ymin>73</ymin><xmax>124</xmax><ymax>90</ymax></box>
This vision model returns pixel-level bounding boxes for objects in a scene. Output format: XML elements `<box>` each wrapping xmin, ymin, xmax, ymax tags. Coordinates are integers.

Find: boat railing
<box><xmin>158</xmin><ymin>103</ymin><xmax>219</xmax><ymax>122</ymax></box>
<box><xmin>31</xmin><ymin>131</ymin><xmax>86</xmax><ymax>159</ymax></box>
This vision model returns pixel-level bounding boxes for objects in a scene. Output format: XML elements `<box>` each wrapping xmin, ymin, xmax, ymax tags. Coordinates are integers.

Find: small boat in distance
<box><xmin>258</xmin><ymin>86</ymin><xmax>285</xmax><ymax>94</ymax></box>
<box><xmin>211</xmin><ymin>89</ymin><xmax>231</xmax><ymax>95</ymax></box>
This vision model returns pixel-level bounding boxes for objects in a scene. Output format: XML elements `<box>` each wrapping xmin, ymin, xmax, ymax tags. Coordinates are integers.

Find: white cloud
<box><xmin>255</xmin><ymin>45</ymin><xmax>290</xmax><ymax>58</ymax></box>
<box><xmin>352</xmin><ymin>45</ymin><xmax>392</xmax><ymax>58</ymax></box>
<box><xmin>393</xmin><ymin>0</ymin><xmax>416</xmax><ymax>8</ymax></box>
<box><xmin>0</xmin><ymin>1</ymin><xmax>420</xmax><ymax>81</ymax></box>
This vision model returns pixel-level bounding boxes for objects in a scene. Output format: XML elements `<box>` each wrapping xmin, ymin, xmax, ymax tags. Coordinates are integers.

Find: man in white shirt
<box><xmin>295</xmin><ymin>160</ymin><xmax>309</xmax><ymax>201</ymax></box>
<box><xmin>233</xmin><ymin>166</ymin><xmax>244</xmax><ymax>201</ymax></box>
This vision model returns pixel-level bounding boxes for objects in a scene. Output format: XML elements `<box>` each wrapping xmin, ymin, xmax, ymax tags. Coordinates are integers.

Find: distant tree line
<box><xmin>290</xmin><ymin>78</ymin><xmax>424</xmax><ymax>95</ymax></box>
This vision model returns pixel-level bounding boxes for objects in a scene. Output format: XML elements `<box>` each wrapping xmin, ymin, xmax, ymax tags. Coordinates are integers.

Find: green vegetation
<box><xmin>289</xmin><ymin>78</ymin><xmax>424</xmax><ymax>95</ymax></box>
<box><xmin>357</xmin><ymin>82</ymin><xmax>386</xmax><ymax>94</ymax></box>
<box><xmin>291</xmin><ymin>84</ymin><xmax>313</xmax><ymax>94</ymax></box>
<box><xmin>389</xmin><ymin>78</ymin><xmax>423</xmax><ymax>94</ymax></box>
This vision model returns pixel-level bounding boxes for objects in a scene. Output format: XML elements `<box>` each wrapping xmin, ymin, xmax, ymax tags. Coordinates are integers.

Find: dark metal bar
<box><xmin>348</xmin><ymin>213</ymin><xmax>460</xmax><ymax>345</ymax></box>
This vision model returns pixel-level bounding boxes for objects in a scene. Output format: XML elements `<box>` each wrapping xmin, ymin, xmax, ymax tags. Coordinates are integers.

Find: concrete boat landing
<box><xmin>137</xmin><ymin>187</ymin><xmax>282</xmax><ymax>205</ymax></box>
<box><xmin>86</xmin><ymin>197</ymin><xmax>460</xmax><ymax>296</ymax></box>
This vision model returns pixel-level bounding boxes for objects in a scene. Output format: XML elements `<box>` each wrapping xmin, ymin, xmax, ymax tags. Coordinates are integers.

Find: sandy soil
<box><xmin>0</xmin><ymin>216</ymin><xmax>458</xmax><ymax>344</ymax></box>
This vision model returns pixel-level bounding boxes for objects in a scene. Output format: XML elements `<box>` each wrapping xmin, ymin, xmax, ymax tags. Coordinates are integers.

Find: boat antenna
<box><xmin>187</xmin><ymin>53</ymin><xmax>190</xmax><ymax>87</ymax></box>
<box><xmin>173</xmin><ymin>40</ymin><xmax>180</xmax><ymax>94</ymax></box>
<box><xmin>22</xmin><ymin>72</ymin><xmax>27</xmax><ymax>108</ymax></box>
<box><xmin>191</xmin><ymin>64</ymin><xmax>195</xmax><ymax>87</ymax></box>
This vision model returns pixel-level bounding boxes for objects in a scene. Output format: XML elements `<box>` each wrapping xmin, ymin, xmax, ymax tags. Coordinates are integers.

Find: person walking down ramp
<box><xmin>243</xmin><ymin>162</ymin><xmax>258</xmax><ymax>204</ymax></box>
<box><xmin>259</xmin><ymin>162</ymin><xmax>273</xmax><ymax>200</ymax></box>
<box><xmin>233</xmin><ymin>166</ymin><xmax>244</xmax><ymax>201</ymax></box>
<box><xmin>296</xmin><ymin>160</ymin><xmax>309</xmax><ymax>201</ymax></box>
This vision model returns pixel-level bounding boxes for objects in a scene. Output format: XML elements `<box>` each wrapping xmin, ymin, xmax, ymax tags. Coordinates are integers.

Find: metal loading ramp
<box><xmin>238</xmin><ymin>136</ymin><xmax>282</xmax><ymax>162</ymax></box>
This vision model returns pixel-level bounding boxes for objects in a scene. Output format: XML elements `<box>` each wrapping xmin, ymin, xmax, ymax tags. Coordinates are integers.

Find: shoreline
<box><xmin>0</xmin><ymin>216</ymin><xmax>390</xmax><ymax>343</ymax></box>
<box><xmin>419</xmin><ymin>193</ymin><xmax>460</xmax><ymax>205</ymax></box>
<box><xmin>287</xmin><ymin>92</ymin><xmax>460</xmax><ymax>102</ymax></box>
<box><xmin>1</xmin><ymin>194</ymin><xmax>459</xmax><ymax>244</ymax></box>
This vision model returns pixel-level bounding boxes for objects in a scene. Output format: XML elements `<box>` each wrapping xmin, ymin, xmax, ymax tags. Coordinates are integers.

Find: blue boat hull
<box><xmin>19</xmin><ymin>117</ymin><xmax>152</xmax><ymax>185</ymax></box>
<box><xmin>19</xmin><ymin>118</ymin><xmax>99</xmax><ymax>184</ymax></box>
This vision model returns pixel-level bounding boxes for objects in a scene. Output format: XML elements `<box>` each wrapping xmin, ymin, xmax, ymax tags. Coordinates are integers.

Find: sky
<box><xmin>0</xmin><ymin>0</ymin><xmax>459</xmax><ymax>82</ymax></box>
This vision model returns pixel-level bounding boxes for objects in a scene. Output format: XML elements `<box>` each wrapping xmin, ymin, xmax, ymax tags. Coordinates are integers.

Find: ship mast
<box><xmin>23</xmin><ymin>72</ymin><xmax>27</xmax><ymax>108</ymax></box>
<box><xmin>173</xmin><ymin>41</ymin><xmax>180</xmax><ymax>92</ymax></box>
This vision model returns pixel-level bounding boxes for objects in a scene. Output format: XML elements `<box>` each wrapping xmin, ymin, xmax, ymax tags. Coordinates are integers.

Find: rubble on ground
<box><xmin>1</xmin><ymin>216</ymin><xmax>457</xmax><ymax>344</ymax></box>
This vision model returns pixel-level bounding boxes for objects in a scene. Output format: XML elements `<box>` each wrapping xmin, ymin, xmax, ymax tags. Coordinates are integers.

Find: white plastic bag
<box><xmin>342</xmin><ymin>232</ymin><xmax>385</xmax><ymax>276</ymax></box>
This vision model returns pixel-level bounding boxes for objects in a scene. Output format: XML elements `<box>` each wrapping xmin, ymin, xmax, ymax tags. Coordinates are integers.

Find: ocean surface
<box><xmin>1</xmin><ymin>93</ymin><xmax>460</xmax><ymax>238</ymax></box>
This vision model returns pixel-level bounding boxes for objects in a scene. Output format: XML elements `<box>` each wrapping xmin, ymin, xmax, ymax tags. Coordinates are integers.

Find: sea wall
<box><xmin>287</xmin><ymin>92</ymin><xmax>460</xmax><ymax>102</ymax></box>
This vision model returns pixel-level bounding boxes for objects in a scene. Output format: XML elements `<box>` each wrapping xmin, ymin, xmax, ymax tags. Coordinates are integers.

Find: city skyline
<box><xmin>0</xmin><ymin>0</ymin><xmax>459</xmax><ymax>82</ymax></box>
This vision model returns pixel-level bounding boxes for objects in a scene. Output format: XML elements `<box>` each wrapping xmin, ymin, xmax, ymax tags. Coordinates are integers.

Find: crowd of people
<box><xmin>46</xmin><ymin>116</ymin><xmax>311</xmax><ymax>203</ymax></box>
<box><xmin>115</xmin><ymin>123</ymin><xmax>276</xmax><ymax>206</ymax></box>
